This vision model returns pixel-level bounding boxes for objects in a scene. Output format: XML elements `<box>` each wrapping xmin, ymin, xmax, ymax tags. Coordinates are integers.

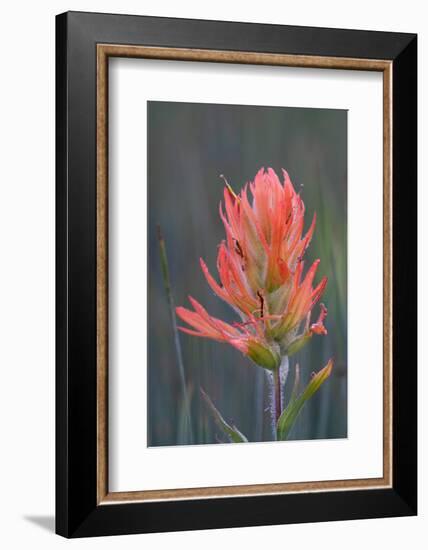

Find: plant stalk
<box><xmin>269</xmin><ymin>356</ymin><xmax>289</xmax><ymax>439</ymax></box>
<box><xmin>273</xmin><ymin>367</ymin><xmax>282</xmax><ymax>425</ymax></box>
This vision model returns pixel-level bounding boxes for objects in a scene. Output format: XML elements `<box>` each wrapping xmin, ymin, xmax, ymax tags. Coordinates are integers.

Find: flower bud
<box><xmin>247</xmin><ymin>340</ymin><xmax>281</xmax><ymax>371</ymax></box>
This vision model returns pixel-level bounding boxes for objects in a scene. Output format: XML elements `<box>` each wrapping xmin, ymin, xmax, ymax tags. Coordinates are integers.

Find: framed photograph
<box><xmin>56</xmin><ymin>11</ymin><xmax>417</xmax><ymax>537</ymax></box>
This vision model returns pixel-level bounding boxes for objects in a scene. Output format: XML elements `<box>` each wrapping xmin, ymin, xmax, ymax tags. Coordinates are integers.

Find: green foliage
<box><xmin>277</xmin><ymin>361</ymin><xmax>333</xmax><ymax>441</ymax></box>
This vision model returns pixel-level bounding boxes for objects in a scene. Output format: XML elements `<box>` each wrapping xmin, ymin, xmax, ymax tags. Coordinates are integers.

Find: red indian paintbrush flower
<box><xmin>176</xmin><ymin>167</ymin><xmax>328</xmax><ymax>370</ymax></box>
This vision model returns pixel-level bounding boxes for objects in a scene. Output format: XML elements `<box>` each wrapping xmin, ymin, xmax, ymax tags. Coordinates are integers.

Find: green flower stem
<box><xmin>273</xmin><ymin>367</ymin><xmax>282</xmax><ymax>426</ymax></box>
<box><xmin>279</xmin><ymin>355</ymin><xmax>289</xmax><ymax>409</ymax></box>
<box><xmin>269</xmin><ymin>355</ymin><xmax>289</xmax><ymax>439</ymax></box>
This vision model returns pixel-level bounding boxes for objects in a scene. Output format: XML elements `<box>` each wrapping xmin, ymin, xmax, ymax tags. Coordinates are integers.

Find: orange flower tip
<box><xmin>317</xmin><ymin>302</ymin><xmax>327</xmax><ymax>321</ymax></box>
<box><xmin>187</xmin><ymin>295</ymin><xmax>200</xmax><ymax>309</ymax></box>
<box><xmin>310</xmin><ymin>302</ymin><xmax>328</xmax><ymax>335</ymax></box>
<box><xmin>319</xmin><ymin>277</ymin><xmax>328</xmax><ymax>292</ymax></box>
<box><xmin>310</xmin><ymin>324</ymin><xmax>327</xmax><ymax>336</ymax></box>
<box><xmin>282</xmin><ymin>168</ymin><xmax>290</xmax><ymax>179</ymax></box>
<box><xmin>220</xmin><ymin>174</ymin><xmax>240</xmax><ymax>202</ymax></box>
<box><xmin>175</xmin><ymin>306</ymin><xmax>187</xmax><ymax>319</ymax></box>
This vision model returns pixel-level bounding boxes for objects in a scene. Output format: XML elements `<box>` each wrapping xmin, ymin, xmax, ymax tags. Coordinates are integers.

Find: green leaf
<box><xmin>201</xmin><ymin>388</ymin><xmax>248</xmax><ymax>443</ymax></box>
<box><xmin>277</xmin><ymin>360</ymin><xmax>333</xmax><ymax>441</ymax></box>
<box><xmin>290</xmin><ymin>363</ymin><xmax>301</xmax><ymax>404</ymax></box>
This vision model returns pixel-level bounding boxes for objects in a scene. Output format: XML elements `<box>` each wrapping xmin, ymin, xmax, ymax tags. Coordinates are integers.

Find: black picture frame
<box><xmin>56</xmin><ymin>11</ymin><xmax>417</xmax><ymax>538</ymax></box>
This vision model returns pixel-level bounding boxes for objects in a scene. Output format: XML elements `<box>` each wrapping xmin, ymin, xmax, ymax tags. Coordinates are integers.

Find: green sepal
<box><xmin>285</xmin><ymin>332</ymin><xmax>312</xmax><ymax>357</ymax></box>
<box><xmin>276</xmin><ymin>360</ymin><xmax>333</xmax><ymax>441</ymax></box>
<box><xmin>247</xmin><ymin>340</ymin><xmax>281</xmax><ymax>371</ymax></box>
<box><xmin>201</xmin><ymin>388</ymin><xmax>248</xmax><ymax>443</ymax></box>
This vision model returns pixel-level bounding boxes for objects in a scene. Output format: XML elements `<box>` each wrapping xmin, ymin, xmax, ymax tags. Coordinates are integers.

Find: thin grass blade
<box><xmin>201</xmin><ymin>388</ymin><xmax>248</xmax><ymax>443</ymax></box>
<box><xmin>157</xmin><ymin>225</ymin><xmax>193</xmax><ymax>444</ymax></box>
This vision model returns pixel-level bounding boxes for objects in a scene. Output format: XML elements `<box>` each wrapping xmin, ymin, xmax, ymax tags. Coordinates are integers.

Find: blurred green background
<box><xmin>147</xmin><ymin>101</ymin><xmax>347</xmax><ymax>446</ymax></box>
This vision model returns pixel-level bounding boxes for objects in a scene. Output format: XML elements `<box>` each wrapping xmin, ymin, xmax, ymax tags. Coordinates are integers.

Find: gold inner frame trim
<box><xmin>96</xmin><ymin>44</ymin><xmax>393</xmax><ymax>505</ymax></box>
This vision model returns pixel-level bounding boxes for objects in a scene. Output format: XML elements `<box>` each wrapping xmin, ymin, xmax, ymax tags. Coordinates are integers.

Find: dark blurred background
<box><xmin>147</xmin><ymin>101</ymin><xmax>347</xmax><ymax>446</ymax></box>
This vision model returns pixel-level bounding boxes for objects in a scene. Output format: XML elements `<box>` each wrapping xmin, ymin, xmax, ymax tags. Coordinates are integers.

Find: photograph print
<box><xmin>148</xmin><ymin>101</ymin><xmax>347</xmax><ymax>447</ymax></box>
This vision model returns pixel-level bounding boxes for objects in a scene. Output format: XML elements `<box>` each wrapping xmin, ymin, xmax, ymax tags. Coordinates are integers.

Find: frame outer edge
<box><xmin>64</xmin><ymin>11</ymin><xmax>416</xmax><ymax>60</ymax></box>
<box><xmin>392</xmin><ymin>35</ymin><xmax>417</xmax><ymax>513</ymax></box>
<box><xmin>55</xmin><ymin>11</ymin><xmax>70</xmax><ymax>538</ymax></box>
